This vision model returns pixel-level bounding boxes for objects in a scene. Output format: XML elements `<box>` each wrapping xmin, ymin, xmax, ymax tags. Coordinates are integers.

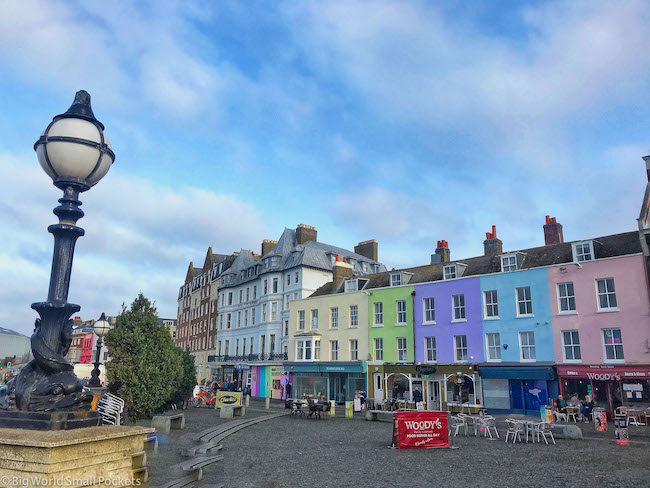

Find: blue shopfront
<box><xmin>284</xmin><ymin>362</ymin><xmax>366</xmax><ymax>403</ymax></box>
<box><xmin>480</xmin><ymin>364</ymin><xmax>558</xmax><ymax>415</ymax></box>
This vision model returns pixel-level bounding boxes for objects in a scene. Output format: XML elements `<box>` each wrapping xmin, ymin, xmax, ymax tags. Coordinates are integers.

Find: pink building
<box><xmin>548</xmin><ymin>234</ymin><xmax>650</xmax><ymax>415</ymax></box>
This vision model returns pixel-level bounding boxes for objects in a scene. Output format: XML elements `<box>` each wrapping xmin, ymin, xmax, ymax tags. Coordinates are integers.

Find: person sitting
<box><xmin>556</xmin><ymin>394</ymin><xmax>567</xmax><ymax>414</ymax></box>
<box><xmin>580</xmin><ymin>395</ymin><xmax>596</xmax><ymax>422</ymax></box>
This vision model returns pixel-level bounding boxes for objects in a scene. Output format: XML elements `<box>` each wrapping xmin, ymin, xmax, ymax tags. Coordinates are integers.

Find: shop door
<box><xmin>427</xmin><ymin>381</ymin><xmax>440</xmax><ymax>410</ymax></box>
<box><xmin>329</xmin><ymin>374</ymin><xmax>345</xmax><ymax>403</ymax></box>
<box><xmin>374</xmin><ymin>373</ymin><xmax>383</xmax><ymax>406</ymax></box>
<box><xmin>523</xmin><ymin>380</ymin><xmax>547</xmax><ymax>413</ymax></box>
<box><xmin>509</xmin><ymin>380</ymin><xmax>524</xmax><ymax>411</ymax></box>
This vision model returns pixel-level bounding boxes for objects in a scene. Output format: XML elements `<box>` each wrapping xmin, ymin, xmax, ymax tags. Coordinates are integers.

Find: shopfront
<box><xmin>250</xmin><ymin>365</ymin><xmax>285</xmax><ymax>399</ymax></box>
<box><xmin>284</xmin><ymin>362</ymin><xmax>366</xmax><ymax>403</ymax></box>
<box><xmin>556</xmin><ymin>364</ymin><xmax>650</xmax><ymax>417</ymax></box>
<box><xmin>480</xmin><ymin>364</ymin><xmax>558</xmax><ymax>415</ymax></box>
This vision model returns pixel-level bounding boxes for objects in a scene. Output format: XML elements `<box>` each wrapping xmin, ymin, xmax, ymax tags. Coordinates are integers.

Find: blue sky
<box><xmin>1</xmin><ymin>0</ymin><xmax>649</xmax><ymax>335</ymax></box>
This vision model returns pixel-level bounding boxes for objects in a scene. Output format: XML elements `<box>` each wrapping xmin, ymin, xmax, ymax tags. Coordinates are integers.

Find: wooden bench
<box><xmin>365</xmin><ymin>410</ymin><xmax>396</xmax><ymax>421</ymax></box>
<box><xmin>219</xmin><ymin>405</ymin><xmax>245</xmax><ymax>419</ymax></box>
<box><xmin>152</xmin><ymin>413</ymin><xmax>186</xmax><ymax>434</ymax></box>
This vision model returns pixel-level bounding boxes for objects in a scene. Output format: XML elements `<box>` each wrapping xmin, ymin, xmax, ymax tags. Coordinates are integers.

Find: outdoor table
<box><xmin>566</xmin><ymin>405</ymin><xmax>579</xmax><ymax>422</ymax></box>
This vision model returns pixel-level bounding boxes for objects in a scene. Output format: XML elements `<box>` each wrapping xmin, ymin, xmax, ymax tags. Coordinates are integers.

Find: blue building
<box><xmin>479</xmin><ymin>261</ymin><xmax>557</xmax><ymax>414</ymax></box>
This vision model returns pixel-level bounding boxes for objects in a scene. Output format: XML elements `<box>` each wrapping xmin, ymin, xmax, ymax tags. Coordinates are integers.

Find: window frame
<box><xmin>311</xmin><ymin>309</ymin><xmax>318</xmax><ymax>329</ymax></box>
<box><xmin>397</xmin><ymin>337</ymin><xmax>408</xmax><ymax>362</ymax></box>
<box><xmin>423</xmin><ymin>297</ymin><xmax>435</xmax><ymax>324</ymax></box>
<box><xmin>454</xmin><ymin>335</ymin><xmax>468</xmax><ymax>362</ymax></box>
<box><xmin>515</xmin><ymin>286</ymin><xmax>534</xmax><ymax>317</ymax></box>
<box><xmin>330</xmin><ymin>307</ymin><xmax>339</xmax><ymax>329</ymax></box>
<box><xmin>572</xmin><ymin>241</ymin><xmax>594</xmax><ymax>263</ymax></box>
<box><xmin>425</xmin><ymin>336</ymin><xmax>437</xmax><ymax>363</ymax></box>
<box><xmin>374</xmin><ymin>337</ymin><xmax>383</xmax><ymax>361</ymax></box>
<box><xmin>350</xmin><ymin>305</ymin><xmax>358</xmax><ymax>328</ymax></box>
<box><xmin>350</xmin><ymin>339</ymin><xmax>358</xmax><ymax>360</ymax></box>
<box><xmin>452</xmin><ymin>294</ymin><xmax>466</xmax><ymax>322</ymax></box>
<box><xmin>390</xmin><ymin>273</ymin><xmax>402</xmax><ymax>287</ymax></box>
<box><xmin>298</xmin><ymin>310</ymin><xmax>305</xmax><ymax>330</ymax></box>
<box><xmin>373</xmin><ymin>302</ymin><xmax>384</xmax><ymax>327</ymax></box>
<box><xmin>483</xmin><ymin>290</ymin><xmax>499</xmax><ymax>320</ymax></box>
<box><xmin>396</xmin><ymin>300</ymin><xmax>407</xmax><ymax>325</ymax></box>
<box><xmin>602</xmin><ymin>328</ymin><xmax>624</xmax><ymax>362</ymax></box>
<box><xmin>562</xmin><ymin>330</ymin><xmax>582</xmax><ymax>363</ymax></box>
<box><xmin>557</xmin><ymin>282</ymin><xmax>577</xmax><ymax>314</ymax></box>
<box><xmin>486</xmin><ymin>332</ymin><xmax>501</xmax><ymax>362</ymax></box>
<box><xmin>501</xmin><ymin>254</ymin><xmax>518</xmax><ymax>272</ymax></box>
<box><xmin>330</xmin><ymin>340</ymin><xmax>338</xmax><ymax>361</ymax></box>
<box><xmin>519</xmin><ymin>331</ymin><xmax>536</xmax><ymax>362</ymax></box>
<box><xmin>596</xmin><ymin>278</ymin><xmax>618</xmax><ymax>312</ymax></box>
<box><xmin>443</xmin><ymin>264</ymin><xmax>457</xmax><ymax>280</ymax></box>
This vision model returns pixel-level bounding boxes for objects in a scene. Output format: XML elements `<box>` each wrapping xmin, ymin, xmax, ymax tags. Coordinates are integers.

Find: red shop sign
<box><xmin>392</xmin><ymin>411</ymin><xmax>449</xmax><ymax>449</ymax></box>
<box><xmin>556</xmin><ymin>365</ymin><xmax>650</xmax><ymax>381</ymax></box>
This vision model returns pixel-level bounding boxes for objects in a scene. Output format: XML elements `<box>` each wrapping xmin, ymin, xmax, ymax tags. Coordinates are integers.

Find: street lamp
<box><xmin>14</xmin><ymin>91</ymin><xmax>115</xmax><ymax>412</ymax></box>
<box><xmin>89</xmin><ymin>313</ymin><xmax>111</xmax><ymax>387</ymax></box>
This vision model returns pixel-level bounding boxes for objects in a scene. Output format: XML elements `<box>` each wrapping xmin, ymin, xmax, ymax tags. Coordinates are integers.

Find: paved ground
<box><xmin>142</xmin><ymin>401</ymin><xmax>650</xmax><ymax>488</ymax></box>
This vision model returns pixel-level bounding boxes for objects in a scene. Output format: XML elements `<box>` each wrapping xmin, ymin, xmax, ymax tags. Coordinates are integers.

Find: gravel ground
<box><xmin>143</xmin><ymin>402</ymin><xmax>650</xmax><ymax>488</ymax></box>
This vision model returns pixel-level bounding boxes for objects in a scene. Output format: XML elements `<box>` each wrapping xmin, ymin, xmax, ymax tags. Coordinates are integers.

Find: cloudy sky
<box><xmin>1</xmin><ymin>0</ymin><xmax>649</xmax><ymax>335</ymax></box>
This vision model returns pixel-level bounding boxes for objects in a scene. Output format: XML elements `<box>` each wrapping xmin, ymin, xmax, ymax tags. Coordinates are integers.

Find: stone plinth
<box><xmin>0</xmin><ymin>425</ymin><xmax>154</xmax><ymax>488</ymax></box>
<box><xmin>0</xmin><ymin>411</ymin><xmax>100</xmax><ymax>430</ymax></box>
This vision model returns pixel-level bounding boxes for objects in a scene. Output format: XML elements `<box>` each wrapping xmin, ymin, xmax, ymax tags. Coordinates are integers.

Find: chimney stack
<box><xmin>543</xmin><ymin>215</ymin><xmax>564</xmax><ymax>246</ymax></box>
<box><xmin>332</xmin><ymin>259</ymin><xmax>353</xmax><ymax>289</ymax></box>
<box><xmin>261</xmin><ymin>239</ymin><xmax>278</xmax><ymax>256</ymax></box>
<box><xmin>354</xmin><ymin>239</ymin><xmax>378</xmax><ymax>262</ymax></box>
<box><xmin>296</xmin><ymin>224</ymin><xmax>317</xmax><ymax>245</ymax></box>
<box><xmin>431</xmin><ymin>240</ymin><xmax>450</xmax><ymax>264</ymax></box>
<box><xmin>484</xmin><ymin>225</ymin><xmax>503</xmax><ymax>255</ymax></box>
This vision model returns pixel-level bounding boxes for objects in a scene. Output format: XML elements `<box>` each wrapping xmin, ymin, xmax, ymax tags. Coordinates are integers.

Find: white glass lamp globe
<box><xmin>35</xmin><ymin>91</ymin><xmax>115</xmax><ymax>190</ymax></box>
<box><xmin>93</xmin><ymin>313</ymin><xmax>111</xmax><ymax>338</ymax></box>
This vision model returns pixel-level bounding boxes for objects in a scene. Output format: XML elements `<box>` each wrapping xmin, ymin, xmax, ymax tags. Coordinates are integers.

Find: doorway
<box><xmin>373</xmin><ymin>373</ymin><xmax>383</xmax><ymax>407</ymax></box>
<box><xmin>427</xmin><ymin>380</ymin><xmax>440</xmax><ymax>410</ymax></box>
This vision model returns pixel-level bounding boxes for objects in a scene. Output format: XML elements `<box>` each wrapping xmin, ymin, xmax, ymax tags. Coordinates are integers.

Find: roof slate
<box><xmin>311</xmin><ymin>231</ymin><xmax>642</xmax><ymax>297</ymax></box>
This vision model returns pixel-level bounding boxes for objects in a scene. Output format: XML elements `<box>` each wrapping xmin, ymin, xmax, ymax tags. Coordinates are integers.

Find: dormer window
<box><xmin>501</xmin><ymin>254</ymin><xmax>518</xmax><ymax>272</ymax></box>
<box><xmin>572</xmin><ymin>241</ymin><xmax>594</xmax><ymax>262</ymax></box>
<box><xmin>443</xmin><ymin>265</ymin><xmax>457</xmax><ymax>280</ymax></box>
<box><xmin>390</xmin><ymin>273</ymin><xmax>402</xmax><ymax>286</ymax></box>
<box><xmin>344</xmin><ymin>279</ymin><xmax>359</xmax><ymax>292</ymax></box>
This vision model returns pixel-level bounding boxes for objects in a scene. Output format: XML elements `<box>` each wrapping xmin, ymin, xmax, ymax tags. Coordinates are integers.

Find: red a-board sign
<box><xmin>392</xmin><ymin>410</ymin><xmax>449</xmax><ymax>449</ymax></box>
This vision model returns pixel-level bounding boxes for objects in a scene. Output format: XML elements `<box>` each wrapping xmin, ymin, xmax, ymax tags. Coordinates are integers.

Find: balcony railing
<box><xmin>207</xmin><ymin>353</ymin><xmax>288</xmax><ymax>363</ymax></box>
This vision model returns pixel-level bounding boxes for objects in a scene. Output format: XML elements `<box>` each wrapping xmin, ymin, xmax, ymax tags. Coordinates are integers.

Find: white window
<box><xmin>443</xmin><ymin>265</ymin><xmax>457</xmax><ymax>280</ymax></box>
<box><xmin>484</xmin><ymin>290</ymin><xmax>498</xmax><ymax>318</ymax></box>
<box><xmin>273</xmin><ymin>278</ymin><xmax>278</xmax><ymax>293</ymax></box>
<box><xmin>228</xmin><ymin>292</ymin><xmax>233</xmax><ymax>305</ymax></box>
<box><xmin>374</xmin><ymin>338</ymin><xmax>383</xmax><ymax>361</ymax></box>
<box><xmin>235</xmin><ymin>339</ymin><xmax>240</xmax><ymax>356</ymax></box>
<box><xmin>596</xmin><ymin>278</ymin><xmax>617</xmax><ymax>311</ymax></box>
<box><xmin>519</xmin><ymin>332</ymin><xmax>536</xmax><ymax>361</ymax></box>
<box><xmin>501</xmin><ymin>254</ymin><xmax>518</xmax><ymax>272</ymax></box>
<box><xmin>417</xmin><ymin>297</ymin><xmax>435</xmax><ymax>328</ymax></box>
<box><xmin>558</xmin><ymin>282</ymin><xmax>576</xmax><ymax>313</ymax></box>
<box><xmin>305</xmin><ymin>339</ymin><xmax>312</xmax><ymax>360</ymax></box>
<box><xmin>296</xmin><ymin>339</ymin><xmax>305</xmax><ymax>360</ymax></box>
<box><xmin>397</xmin><ymin>337</ymin><xmax>407</xmax><ymax>362</ymax></box>
<box><xmin>226</xmin><ymin>313</ymin><xmax>231</xmax><ymax>329</ymax></box>
<box><xmin>253</xmin><ymin>285</ymin><xmax>257</xmax><ymax>299</ymax></box>
<box><xmin>374</xmin><ymin>302</ymin><xmax>383</xmax><ymax>326</ymax></box>
<box><xmin>562</xmin><ymin>330</ymin><xmax>581</xmax><ymax>362</ymax></box>
<box><xmin>573</xmin><ymin>241</ymin><xmax>593</xmax><ymax>262</ymax></box>
<box><xmin>486</xmin><ymin>333</ymin><xmax>501</xmax><ymax>361</ymax></box>
<box><xmin>249</xmin><ymin>337</ymin><xmax>254</xmax><ymax>354</ymax></box>
<box><xmin>311</xmin><ymin>309</ymin><xmax>318</xmax><ymax>329</ymax></box>
<box><xmin>286</xmin><ymin>275</ymin><xmax>291</xmax><ymax>286</ymax></box>
<box><xmin>396</xmin><ymin>300</ymin><xmax>407</xmax><ymax>324</ymax></box>
<box><xmin>295</xmin><ymin>272</ymin><xmax>299</xmax><ymax>283</ymax></box>
<box><xmin>298</xmin><ymin>310</ymin><xmax>305</xmax><ymax>330</ymax></box>
<box><xmin>516</xmin><ymin>287</ymin><xmax>533</xmax><ymax>316</ymax></box>
<box><xmin>454</xmin><ymin>335</ymin><xmax>468</xmax><ymax>362</ymax></box>
<box><xmin>344</xmin><ymin>279</ymin><xmax>359</xmax><ymax>292</ymax></box>
<box><xmin>244</xmin><ymin>309</ymin><xmax>248</xmax><ymax>326</ymax></box>
<box><xmin>263</xmin><ymin>280</ymin><xmax>268</xmax><ymax>294</ymax></box>
<box><xmin>239</xmin><ymin>290</ymin><xmax>243</xmax><ymax>303</ymax></box>
<box><xmin>251</xmin><ymin>308</ymin><xmax>256</xmax><ymax>325</ymax></box>
<box><xmin>331</xmin><ymin>307</ymin><xmax>338</xmax><ymax>329</ymax></box>
<box><xmin>390</xmin><ymin>273</ymin><xmax>402</xmax><ymax>286</ymax></box>
<box><xmin>219</xmin><ymin>315</ymin><xmax>223</xmax><ymax>330</ymax></box>
<box><xmin>262</xmin><ymin>303</ymin><xmax>267</xmax><ymax>321</ymax></box>
<box><xmin>246</xmin><ymin>288</ymin><xmax>249</xmax><ymax>301</ymax></box>
<box><xmin>350</xmin><ymin>340</ymin><xmax>358</xmax><ymax>360</ymax></box>
<box><xmin>237</xmin><ymin>311</ymin><xmax>241</xmax><ymax>328</ymax></box>
<box><xmin>242</xmin><ymin>338</ymin><xmax>247</xmax><ymax>356</ymax></box>
<box><xmin>314</xmin><ymin>339</ymin><xmax>320</xmax><ymax>360</ymax></box>
<box><xmin>330</xmin><ymin>340</ymin><xmax>338</xmax><ymax>360</ymax></box>
<box><xmin>602</xmin><ymin>328</ymin><xmax>624</xmax><ymax>362</ymax></box>
<box><xmin>271</xmin><ymin>302</ymin><xmax>277</xmax><ymax>321</ymax></box>
<box><xmin>452</xmin><ymin>294</ymin><xmax>466</xmax><ymax>321</ymax></box>
<box><xmin>425</xmin><ymin>337</ymin><xmax>436</xmax><ymax>362</ymax></box>
<box><xmin>350</xmin><ymin>305</ymin><xmax>358</xmax><ymax>327</ymax></box>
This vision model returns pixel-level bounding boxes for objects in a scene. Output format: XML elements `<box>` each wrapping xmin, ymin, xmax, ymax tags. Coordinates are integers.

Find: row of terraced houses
<box><xmin>175</xmin><ymin>156</ymin><xmax>650</xmax><ymax>417</ymax></box>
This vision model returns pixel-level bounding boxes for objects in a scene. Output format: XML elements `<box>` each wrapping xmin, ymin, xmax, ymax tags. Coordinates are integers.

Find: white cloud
<box><xmin>0</xmin><ymin>153</ymin><xmax>267</xmax><ymax>335</ymax></box>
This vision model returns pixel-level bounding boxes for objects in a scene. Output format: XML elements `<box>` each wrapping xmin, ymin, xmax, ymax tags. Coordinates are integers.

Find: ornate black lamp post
<box><xmin>13</xmin><ymin>91</ymin><xmax>115</xmax><ymax>412</ymax></box>
<box><xmin>89</xmin><ymin>313</ymin><xmax>111</xmax><ymax>387</ymax></box>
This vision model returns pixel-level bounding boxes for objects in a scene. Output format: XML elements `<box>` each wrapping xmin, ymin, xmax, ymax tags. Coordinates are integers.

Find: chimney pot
<box><xmin>484</xmin><ymin>225</ymin><xmax>503</xmax><ymax>255</ymax></box>
<box><xmin>434</xmin><ymin>240</ymin><xmax>451</xmax><ymax>263</ymax></box>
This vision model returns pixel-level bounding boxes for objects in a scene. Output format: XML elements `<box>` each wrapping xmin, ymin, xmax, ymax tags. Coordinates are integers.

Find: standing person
<box><xmin>286</xmin><ymin>381</ymin><xmax>292</xmax><ymax>400</ymax></box>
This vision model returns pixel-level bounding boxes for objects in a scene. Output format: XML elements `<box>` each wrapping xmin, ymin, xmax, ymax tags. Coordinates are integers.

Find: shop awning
<box><xmin>479</xmin><ymin>365</ymin><xmax>556</xmax><ymax>380</ymax></box>
<box><xmin>285</xmin><ymin>362</ymin><xmax>366</xmax><ymax>373</ymax></box>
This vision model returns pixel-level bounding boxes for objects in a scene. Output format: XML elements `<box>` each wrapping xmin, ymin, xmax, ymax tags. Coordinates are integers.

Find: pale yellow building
<box><xmin>287</xmin><ymin>261</ymin><xmax>371</xmax><ymax>402</ymax></box>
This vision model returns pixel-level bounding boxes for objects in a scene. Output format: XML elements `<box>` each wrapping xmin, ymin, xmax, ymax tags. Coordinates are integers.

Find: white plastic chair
<box><xmin>450</xmin><ymin>414</ymin><xmax>468</xmax><ymax>437</ymax></box>
<box><xmin>533</xmin><ymin>421</ymin><xmax>556</xmax><ymax>445</ymax></box>
<box><xmin>505</xmin><ymin>419</ymin><xmax>523</xmax><ymax>443</ymax></box>
<box><xmin>479</xmin><ymin>416</ymin><xmax>499</xmax><ymax>439</ymax></box>
<box><xmin>98</xmin><ymin>392</ymin><xmax>125</xmax><ymax>426</ymax></box>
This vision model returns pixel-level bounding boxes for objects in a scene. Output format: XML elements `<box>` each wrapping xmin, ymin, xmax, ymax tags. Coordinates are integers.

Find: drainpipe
<box><xmin>411</xmin><ymin>289</ymin><xmax>417</xmax><ymax>404</ymax></box>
